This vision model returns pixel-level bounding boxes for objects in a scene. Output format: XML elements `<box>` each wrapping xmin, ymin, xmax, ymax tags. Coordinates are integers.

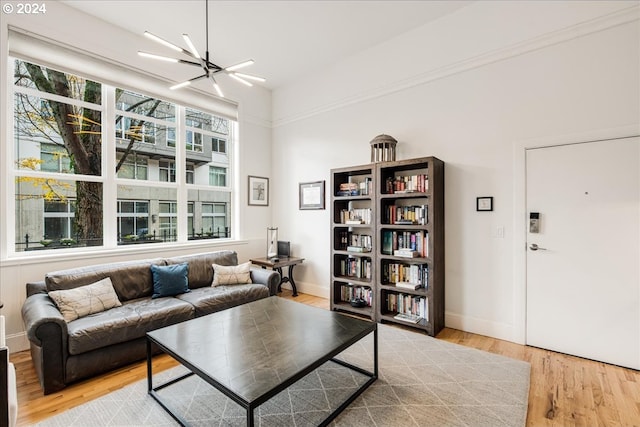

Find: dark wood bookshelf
<box><xmin>330</xmin><ymin>157</ymin><xmax>444</xmax><ymax>336</ymax></box>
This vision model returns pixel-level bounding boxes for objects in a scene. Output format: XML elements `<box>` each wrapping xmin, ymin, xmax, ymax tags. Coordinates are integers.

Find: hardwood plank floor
<box><xmin>11</xmin><ymin>291</ymin><xmax>640</xmax><ymax>426</ymax></box>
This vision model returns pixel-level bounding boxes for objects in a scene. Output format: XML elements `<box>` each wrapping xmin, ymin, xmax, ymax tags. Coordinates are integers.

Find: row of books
<box><xmin>339</xmin><ymin>208</ymin><xmax>372</xmax><ymax>224</ymax></box>
<box><xmin>382</xmin><ymin>263</ymin><xmax>428</xmax><ymax>288</ymax></box>
<box><xmin>383</xmin><ymin>204</ymin><xmax>428</xmax><ymax>225</ymax></box>
<box><xmin>381</xmin><ymin>230</ymin><xmax>429</xmax><ymax>257</ymax></box>
<box><xmin>336</xmin><ymin>232</ymin><xmax>372</xmax><ymax>251</ymax></box>
<box><xmin>338</xmin><ymin>257</ymin><xmax>372</xmax><ymax>279</ymax></box>
<box><xmin>336</xmin><ymin>178</ymin><xmax>373</xmax><ymax>196</ymax></box>
<box><xmin>338</xmin><ymin>284</ymin><xmax>373</xmax><ymax>306</ymax></box>
<box><xmin>385</xmin><ymin>293</ymin><xmax>429</xmax><ymax>321</ymax></box>
<box><xmin>384</xmin><ymin>174</ymin><xmax>428</xmax><ymax>194</ymax></box>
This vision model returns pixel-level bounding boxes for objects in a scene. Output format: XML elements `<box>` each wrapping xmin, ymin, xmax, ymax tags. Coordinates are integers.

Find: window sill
<box><xmin>0</xmin><ymin>238</ymin><xmax>248</xmax><ymax>267</ymax></box>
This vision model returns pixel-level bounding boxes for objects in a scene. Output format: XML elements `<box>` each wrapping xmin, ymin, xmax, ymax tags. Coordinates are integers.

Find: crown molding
<box><xmin>273</xmin><ymin>4</ymin><xmax>639</xmax><ymax>128</ymax></box>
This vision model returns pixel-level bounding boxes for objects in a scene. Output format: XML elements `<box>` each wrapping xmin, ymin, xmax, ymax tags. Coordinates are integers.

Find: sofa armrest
<box><xmin>26</xmin><ymin>281</ymin><xmax>47</xmax><ymax>297</ymax></box>
<box><xmin>250</xmin><ymin>268</ymin><xmax>280</xmax><ymax>296</ymax></box>
<box><xmin>22</xmin><ymin>294</ymin><xmax>67</xmax><ymax>347</ymax></box>
<box><xmin>21</xmin><ymin>294</ymin><xmax>68</xmax><ymax>394</ymax></box>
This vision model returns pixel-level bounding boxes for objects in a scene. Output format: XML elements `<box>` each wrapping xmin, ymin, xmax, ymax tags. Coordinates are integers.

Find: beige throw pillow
<box><xmin>212</xmin><ymin>262</ymin><xmax>252</xmax><ymax>286</ymax></box>
<box><xmin>49</xmin><ymin>277</ymin><xmax>122</xmax><ymax>322</ymax></box>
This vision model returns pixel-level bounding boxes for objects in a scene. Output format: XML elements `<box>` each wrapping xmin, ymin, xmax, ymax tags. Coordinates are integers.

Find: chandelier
<box><xmin>137</xmin><ymin>0</ymin><xmax>265</xmax><ymax>98</ymax></box>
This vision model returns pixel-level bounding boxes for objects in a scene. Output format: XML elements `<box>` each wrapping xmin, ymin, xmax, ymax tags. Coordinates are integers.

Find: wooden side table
<box><xmin>250</xmin><ymin>256</ymin><xmax>304</xmax><ymax>297</ymax></box>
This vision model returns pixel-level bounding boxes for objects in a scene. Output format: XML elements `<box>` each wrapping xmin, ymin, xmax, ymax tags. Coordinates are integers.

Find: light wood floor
<box><xmin>12</xmin><ymin>291</ymin><xmax>640</xmax><ymax>426</ymax></box>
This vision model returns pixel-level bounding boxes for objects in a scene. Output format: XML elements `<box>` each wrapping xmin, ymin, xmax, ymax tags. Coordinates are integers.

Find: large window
<box><xmin>11</xmin><ymin>58</ymin><xmax>234</xmax><ymax>253</ymax></box>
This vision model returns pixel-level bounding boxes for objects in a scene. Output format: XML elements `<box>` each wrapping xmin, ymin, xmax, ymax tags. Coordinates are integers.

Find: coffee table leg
<box><xmin>247</xmin><ymin>405</ymin><xmax>254</xmax><ymax>427</ymax></box>
<box><xmin>146</xmin><ymin>338</ymin><xmax>153</xmax><ymax>392</ymax></box>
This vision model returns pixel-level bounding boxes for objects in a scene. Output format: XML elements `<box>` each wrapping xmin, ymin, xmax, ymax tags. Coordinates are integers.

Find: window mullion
<box><xmin>176</xmin><ymin>106</ymin><xmax>187</xmax><ymax>242</ymax></box>
<box><xmin>103</xmin><ymin>85</ymin><xmax>118</xmax><ymax>248</ymax></box>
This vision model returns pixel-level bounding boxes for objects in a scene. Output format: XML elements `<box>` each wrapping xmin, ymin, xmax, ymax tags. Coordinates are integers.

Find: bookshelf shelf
<box><xmin>330</xmin><ymin>157</ymin><xmax>444</xmax><ymax>335</ymax></box>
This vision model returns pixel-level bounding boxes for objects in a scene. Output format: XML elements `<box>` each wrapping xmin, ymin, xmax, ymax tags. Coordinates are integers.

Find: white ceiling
<box><xmin>61</xmin><ymin>0</ymin><xmax>472</xmax><ymax>90</ymax></box>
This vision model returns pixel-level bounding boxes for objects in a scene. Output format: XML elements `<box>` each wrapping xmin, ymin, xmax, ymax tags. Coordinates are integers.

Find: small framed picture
<box><xmin>248</xmin><ymin>176</ymin><xmax>269</xmax><ymax>206</ymax></box>
<box><xmin>476</xmin><ymin>196</ymin><xmax>493</xmax><ymax>212</ymax></box>
<box><xmin>299</xmin><ymin>180</ymin><xmax>325</xmax><ymax>210</ymax></box>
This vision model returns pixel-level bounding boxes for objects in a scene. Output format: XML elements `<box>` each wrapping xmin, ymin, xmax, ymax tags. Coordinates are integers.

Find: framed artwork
<box><xmin>476</xmin><ymin>196</ymin><xmax>493</xmax><ymax>212</ymax></box>
<box><xmin>299</xmin><ymin>180</ymin><xmax>325</xmax><ymax>210</ymax></box>
<box><xmin>248</xmin><ymin>176</ymin><xmax>269</xmax><ymax>206</ymax></box>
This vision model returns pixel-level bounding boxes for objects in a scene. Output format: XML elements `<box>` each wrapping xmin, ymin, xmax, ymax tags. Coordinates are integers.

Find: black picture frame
<box><xmin>476</xmin><ymin>196</ymin><xmax>493</xmax><ymax>212</ymax></box>
<box><xmin>299</xmin><ymin>180</ymin><xmax>325</xmax><ymax>210</ymax></box>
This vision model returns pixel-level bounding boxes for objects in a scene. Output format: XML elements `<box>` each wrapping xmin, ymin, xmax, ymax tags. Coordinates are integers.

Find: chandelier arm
<box><xmin>177</xmin><ymin>59</ymin><xmax>204</xmax><ymax>67</ymax></box>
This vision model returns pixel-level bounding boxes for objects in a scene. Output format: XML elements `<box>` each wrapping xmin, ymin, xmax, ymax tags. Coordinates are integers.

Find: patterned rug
<box><xmin>36</xmin><ymin>324</ymin><xmax>530</xmax><ymax>427</ymax></box>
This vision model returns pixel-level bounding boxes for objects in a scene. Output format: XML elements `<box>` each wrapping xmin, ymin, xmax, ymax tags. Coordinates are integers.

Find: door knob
<box><xmin>529</xmin><ymin>243</ymin><xmax>547</xmax><ymax>251</ymax></box>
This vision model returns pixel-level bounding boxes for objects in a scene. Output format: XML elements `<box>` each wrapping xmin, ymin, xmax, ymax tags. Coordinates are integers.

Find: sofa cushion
<box><xmin>165</xmin><ymin>251</ymin><xmax>238</xmax><ymax>289</ymax></box>
<box><xmin>45</xmin><ymin>258</ymin><xmax>165</xmax><ymax>302</ymax></box>
<box><xmin>48</xmin><ymin>277</ymin><xmax>122</xmax><ymax>322</ymax></box>
<box><xmin>151</xmin><ymin>263</ymin><xmax>190</xmax><ymax>299</ymax></box>
<box><xmin>212</xmin><ymin>262</ymin><xmax>252</xmax><ymax>286</ymax></box>
<box><xmin>175</xmin><ymin>284</ymin><xmax>269</xmax><ymax>316</ymax></box>
<box><xmin>66</xmin><ymin>297</ymin><xmax>194</xmax><ymax>355</ymax></box>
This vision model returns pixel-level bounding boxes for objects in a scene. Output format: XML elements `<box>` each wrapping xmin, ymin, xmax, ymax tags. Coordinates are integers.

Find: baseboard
<box><xmin>7</xmin><ymin>333</ymin><xmax>29</xmax><ymax>354</ymax></box>
<box><xmin>445</xmin><ymin>311</ymin><xmax>519</xmax><ymax>344</ymax></box>
<box><xmin>279</xmin><ymin>280</ymin><xmax>329</xmax><ymax>299</ymax></box>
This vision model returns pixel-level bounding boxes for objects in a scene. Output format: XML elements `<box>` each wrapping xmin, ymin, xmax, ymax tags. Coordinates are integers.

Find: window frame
<box><xmin>7</xmin><ymin>56</ymin><xmax>238</xmax><ymax>258</ymax></box>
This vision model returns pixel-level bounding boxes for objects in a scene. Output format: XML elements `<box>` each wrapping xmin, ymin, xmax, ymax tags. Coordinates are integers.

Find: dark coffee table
<box><xmin>146</xmin><ymin>296</ymin><xmax>377</xmax><ymax>426</ymax></box>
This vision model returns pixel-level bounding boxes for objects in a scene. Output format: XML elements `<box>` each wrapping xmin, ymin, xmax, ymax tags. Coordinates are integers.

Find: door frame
<box><xmin>511</xmin><ymin>124</ymin><xmax>640</xmax><ymax>345</ymax></box>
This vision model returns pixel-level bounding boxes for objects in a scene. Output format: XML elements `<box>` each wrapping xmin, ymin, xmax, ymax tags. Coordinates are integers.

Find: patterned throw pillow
<box><xmin>49</xmin><ymin>277</ymin><xmax>122</xmax><ymax>322</ymax></box>
<box><xmin>211</xmin><ymin>262</ymin><xmax>253</xmax><ymax>286</ymax></box>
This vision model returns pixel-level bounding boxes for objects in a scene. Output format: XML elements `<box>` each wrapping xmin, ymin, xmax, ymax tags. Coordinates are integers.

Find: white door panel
<box><xmin>526</xmin><ymin>137</ymin><xmax>639</xmax><ymax>369</ymax></box>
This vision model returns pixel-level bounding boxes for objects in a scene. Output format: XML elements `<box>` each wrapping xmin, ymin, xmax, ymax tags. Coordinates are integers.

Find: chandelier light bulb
<box><xmin>182</xmin><ymin>34</ymin><xmax>201</xmax><ymax>59</ymax></box>
<box><xmin>144</xmin><ymin>31</ymin><xmax>183</xmax><ymax>53</ymax></box>
<box><xmin>225</xmin><ymin>60</ymin><xmax>255</xmax><ymax>72</ymax></box>
<box><xmin>233</xmin><ymin>72</ymin><xmax>266</xmax><ymax>83</ymax></box>
<box><xmin>138</xmin><ymin>51</ymin><xmax>179</xmax><ymax>63</ymax></box>
<box><xmin>228</xmin><ymin>73</ymin><xmax>253</xmax><ymax>87</ymax></box>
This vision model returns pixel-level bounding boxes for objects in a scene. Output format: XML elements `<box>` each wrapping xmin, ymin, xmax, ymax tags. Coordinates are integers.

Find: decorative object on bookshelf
<box><xmin>476</xmin><ymin>196</ymin><xmax>493</xmax><ymax>212</ymax></box>
<box><xmin>350</xmin><ymin>298</ymin><xmax>368</xmax><ymax>308</ymax></box>
<box><xmin>369</xmin><ymin>134</ymin><xmax>397</xmax><ymax>163</ymax></box>
<box><xmin>266</xmin><ymin>227</ymin><xmax>278</xmax><ymax>259</ymax></box>
<box><xmin>299</xmin><ymin>180</ymin><xmax>326</xmax><ymax>210</ymax></box>
<box><xmin>248</xmin><ymin>175</ymin><xmax>269</xmax><ymax>206</ymax></box>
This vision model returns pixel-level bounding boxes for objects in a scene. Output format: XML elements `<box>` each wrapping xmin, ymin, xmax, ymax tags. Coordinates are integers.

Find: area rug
<box><xmin>35</xmin><ymin>324</ymin><xmax>530</xmax><ymax>427</ymax></box>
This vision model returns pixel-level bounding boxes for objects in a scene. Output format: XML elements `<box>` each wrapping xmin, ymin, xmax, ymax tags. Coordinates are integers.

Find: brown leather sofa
<box><xmin>21</xmin><ymin>250</ymin><xmax>280</xmax><ymax>394</ymax></box>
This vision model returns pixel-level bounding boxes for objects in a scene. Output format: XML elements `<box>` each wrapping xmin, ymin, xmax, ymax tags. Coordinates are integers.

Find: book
<box><xmin>346</xmin><ymin>246</ymin><xmax>371</xmax><ymax>253</ymax></box>
<box><xmin>395</xmin><ymin>219</ymin><xmax>417</xmax><ymax>225</ymax></box>
<box><xmin>395</xmin><ymin>281</ymin><xmax>422</xmax><ymax>290</ymax></box>
<box><xmin>393</xmin><ymin>249</ymin><xmax>420</xmax><ymax>258</ymax></box>
<box><xmin>393</xmin><ymin>313</ymin><xmax>422</xmax><ymax>324</ymax></box>
<box><xmin>345</xmin><ymin>219</ymin><xmax>364</xmax><ymax>225</ymax></box>
<box><xmin>336</xmin><ymin>190</ymin><xmax>360</xmax><ymax>196</ymax></box>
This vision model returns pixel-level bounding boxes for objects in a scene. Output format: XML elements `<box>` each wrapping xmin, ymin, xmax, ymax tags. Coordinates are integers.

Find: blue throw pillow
<box><xmin>151</xmin><ymin>263</ymin><xmax>190</xmax><ymax>299</ymax></box>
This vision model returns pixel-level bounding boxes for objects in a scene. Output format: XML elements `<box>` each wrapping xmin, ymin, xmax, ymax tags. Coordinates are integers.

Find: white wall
<box><xmin>272</xmin><ymin>1</ymin><xmax>640</xmax><ymax>343</ymax></box>
<box><xmin>0</xmin><ymin>2</ymin><xmax>273</xmax><ymax>351</ymax></box>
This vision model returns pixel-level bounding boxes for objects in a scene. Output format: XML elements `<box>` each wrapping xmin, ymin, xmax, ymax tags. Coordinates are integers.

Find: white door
<box><xmin>526</xmin><ymin>137</ymin><xmax>640</xmax><ymax>369</ymax></box>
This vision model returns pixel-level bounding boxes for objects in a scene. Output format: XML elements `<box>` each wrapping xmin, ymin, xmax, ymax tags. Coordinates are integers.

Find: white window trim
<box><xmin>6</xmin><ymin>53</ymin><xmax>237</xmax><ymax>259</ymax></box>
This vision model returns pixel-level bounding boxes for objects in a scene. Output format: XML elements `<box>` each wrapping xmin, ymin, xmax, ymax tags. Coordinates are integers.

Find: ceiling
<box><xmin>61</xmin><ymin>0</ymin><xmax>471</xmax><ymax>90</ymax></box>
